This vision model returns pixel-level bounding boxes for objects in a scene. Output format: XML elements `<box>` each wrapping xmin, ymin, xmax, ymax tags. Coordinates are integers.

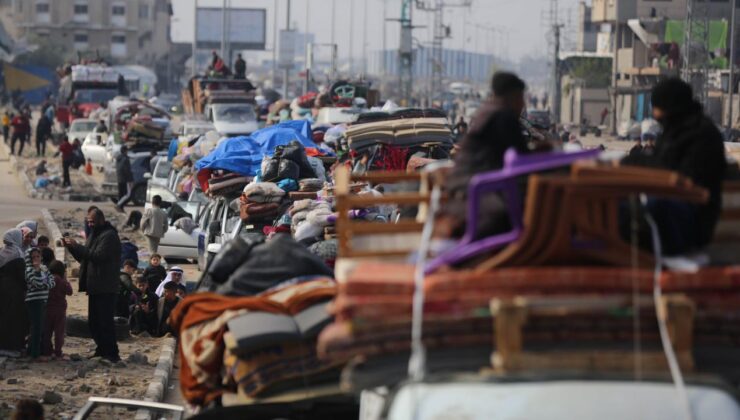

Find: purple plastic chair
<box><xmin>424</xmin><ymin>147</ymin><xmax>600</xmax><ymax>274</ymax></box>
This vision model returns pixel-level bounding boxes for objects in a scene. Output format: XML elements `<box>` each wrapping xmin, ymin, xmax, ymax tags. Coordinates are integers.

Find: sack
<box><xmin>277</xmin><ymin>141</ymin><xmax>316</xmax><ymax>179</ymax></box>
<box><xmin>277</xmin><ymin>159</ymin><xmax>300</xmax><ymax>181</ymax></box>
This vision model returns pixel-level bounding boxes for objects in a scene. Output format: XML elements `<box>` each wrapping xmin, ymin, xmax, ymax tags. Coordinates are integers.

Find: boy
<box><xmin>24</xmin><ymin>248</ymin><xmax>55</xmax><ymax>360</ymax></box>
<box><xmin>175</xmin><ymin>283</ymin><xmax>187</xmax><ymax>299</ymax></box>
<box><xmin>36</xmin><ymin>235</ymin><xmax>49</xmax><ymax>249</ymax></box>
<box><xmin>141</xmin><ymin>195</ymin><xmax>169</xmax><ymax>253</ymax></box>
<box><xmin>143</xmin><ymin>253</ymin><xmax>167</xmax><ymax>292</ymax></box>
<box><xmin>156</xmin><ymin>281</ymin><xmax>181</xmax><ymax>337</ymax></box>
<box><xmin>117</xmin><ymin>259</ymin><xmax>138</xmax><ymax>318</ymax></box>
<box><xmin>129</xmin><ymin>275</ymin><xmax>158</xmax><ymax>336</ymax></box>
<box><xmin>43</xmin><ymin>260</ymin><xmax>72</xmax><ymax>359</ymax></box>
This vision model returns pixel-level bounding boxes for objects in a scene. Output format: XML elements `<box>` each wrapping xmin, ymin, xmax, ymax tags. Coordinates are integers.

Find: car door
<box><xmin>81</xmin><ymin>134</ymin><xmax>106</xmax><ymax>165</ymax></box>
<box><xmin>157</xmin><ymin>201</ymin><xmax>201</xmax><ymax>259</ymax></box>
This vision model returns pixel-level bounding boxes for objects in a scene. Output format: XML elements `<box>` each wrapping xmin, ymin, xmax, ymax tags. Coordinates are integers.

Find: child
<box><xmin>43</xmin><ymin>260</ymin><xmax>72</xmax><ymax>359</ymax></box>
<box><xmin>129</xmin><ymin>275</ymin><xmax>158</xmax><ymax>336</ymax></box>
<box><xmin>117</xmin><ymin>259</ymin><xmax>138</xmax><ymax>318</ymax></box>
<box><xmin>143</xmin><ymin>254</ymin><xmax>167</xmax><ymax>292</ymax></box>
<box><xmin>12</xmin><ymin>398</ymin><xmax>44</xmax><ymax>420</ymax></box>
<box><xmin>85</xmin><ymin>158</ymin><xmax>93</xmax><ymax>175</ymax></box>
<box><xmin>155</xmin><ymin>266</ymin><xmax>183</xmax><ymax>297</ymax></box>
<box><xmin>24</xmin><ymin>248</ymin><xmax>55</xmax><ymax>360</ymax></box>
<box><xmin>175</xmin><ymin>283</ymin><xmax>187</xmax><ymax>299</ymax></box>
<box><xmin>36</xmin><ymin>235</ymin><xmax>49</xmax><ymax>249</ymax></box>
<box><xmin>156</xmin><ymin>281</ymin><xmax>181</xmax><ymax>337</ymax></box>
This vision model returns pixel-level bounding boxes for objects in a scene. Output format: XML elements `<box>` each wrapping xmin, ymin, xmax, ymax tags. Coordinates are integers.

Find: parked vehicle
<box><xmin>56</xmin><ymin>64</ymin><xmax>121</xmax><ymax>127</ymax></box>
<box><xmin>101</xmin><ymin>150</ymin><xmax>161</xmax><ymax>206</ymax></box>
<box><xmin>148</xmin><ymin>158</ymin><xmax>172</xmax><ymax>188</ymax></box>
<box><xmin>207</xmin><ymin>102</ymin><xmax>259</xmax><ymax>137</ymax></box>
<box><xmin>179</xmin><ymin>120</ymin><xmax>215</xmax><ymax>138</ymax></box>
<box><xmin>81</xmin><ymin>132</ymin><xmax>108</xmax><ymax>167</ymax></box>
<box><xmin>195</xmin><ymin>194</ymin><xmax>242</xmax><ymax>271</ymax></box>
<box><xmin>67</xmin><ymin>118</ymin><xmax>98</xmax><ymax>143</ymax></box>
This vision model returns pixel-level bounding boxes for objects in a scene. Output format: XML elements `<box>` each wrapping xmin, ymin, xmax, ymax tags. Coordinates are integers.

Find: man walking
<box><xmin>35</xmin><ymin>113</ymin><xmax>52</xmax><ymax>157</ymax></box>
<box><xmin>10</xmin><ymin>112</ymin><xmax>28</xmax><ymax>156</ymax></box>
<box><xmin>234</xmin><ymin>54</ymin><xmax>247</xmax><ymax>79</ymax></box>
<box><xmin>115</xmin><ymin>146</ymin><xmax>134</xmax><ymax>212</ymax></box>
<box><xmin>63</xmin><ymin>208</ymin><xmax>121</xmax><ymax>362</ymax></box>
<box><xmin>141</xmin><ymin>195</ymin><xmax>168</xmax><ymax>253</ymax></box>
<box><xmin>58</xmin><ymin>135</ymin><xmax>73</xmax><ymax>187</ymax></box>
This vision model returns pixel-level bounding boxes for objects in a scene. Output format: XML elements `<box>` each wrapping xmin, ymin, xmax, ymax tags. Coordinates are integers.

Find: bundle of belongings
<box><xmin>344</xmin><ymin>118</ymin><xmax>454</xmax><ymax>172</ymax></box>
<box><xmin>171</xmin><ymin>234</ymin><xmax>339</xmax><ymax>405</ymax></box>
<box><xmin>125</xmin><ymin>115</ymin><xmax>165</xmax><ymax>141</ymax></box>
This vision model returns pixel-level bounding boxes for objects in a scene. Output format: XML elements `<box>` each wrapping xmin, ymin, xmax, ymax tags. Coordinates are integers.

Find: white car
<box><xmin>81</xmin><ymin>132</ymin><xmax>108</xmax><ymax>167</ymax></box>
<box><xmin>207</xmin><ymin>103</ymin><xmax>259</xmax><ymax>137</ymax></box>
<box><xmin>144</xmin><ymin>184</ymin><xmax>202</xmax><ymax>260</ymax></box>
<box><xmin>180</xmin><ymin>120</ymin><xmax>215</xmax><ymax>138</ymax></box>
<box><xmin>67</xmin><ymin>118</ymin><xmax>98</xmax><ymax>143</ymax></box>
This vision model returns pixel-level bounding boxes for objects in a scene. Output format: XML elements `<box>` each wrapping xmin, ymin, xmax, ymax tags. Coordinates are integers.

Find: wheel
<box><xmin>132</xmin><ymin>184</ymin><xmax>147</xmax><ymax>206</ymax></box>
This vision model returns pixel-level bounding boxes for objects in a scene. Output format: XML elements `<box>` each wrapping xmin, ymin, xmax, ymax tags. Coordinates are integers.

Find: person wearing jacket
<box><xmin>35</xmin><ymin>114</ymin><xmax>52</xmax><ymax>157</ymax></box>
<box><xmin>141</xmin><ymin>195</ymin><xmax>169</xmax><ymax>253</ymax></box>
<box><xmin>621</xmin><ymin>78</ymin><xmax>726</xmax><ymax>255</ymax></box>
<box><xmin>42</xmin><ymin>260</ymin><xmax>73</xmax><ymax>359</ymax></box>
<box><xmin>63</xmin><ymin>208</ymin><xmax>122</xmax><ymax>362</ymax></box>
<box><xmin>10</xmin><ymin>112</ymin><xmax>29</xmax><ymax>156</ymax></box>
<box><xmin>115</xmin><ymin>145</ymin><xmax>134</xmax><ymax>212</ymax></box>
<box><xmin>58</xmin><ymin>135</ymin><xmax>74</xmax><ymax>187</ymax></box>
<box><xmin>25</xmin><ymin>247</ymin><xmax>55</xmax><ymax>360</ymax></box>
<box><xmin>0</xmin><ymin>228</ymin><xmax>29</xmax><ymax>355</ymax></box>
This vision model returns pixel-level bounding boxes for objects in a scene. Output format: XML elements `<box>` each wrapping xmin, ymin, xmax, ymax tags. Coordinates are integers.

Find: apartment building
<box><xmin>2</xmin><ymin>0</ymin><xmax>171</xmax><ymax>66</ymax></box>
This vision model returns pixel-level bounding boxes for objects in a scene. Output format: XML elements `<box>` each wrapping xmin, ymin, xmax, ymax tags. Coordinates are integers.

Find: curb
<box><xmin>143</xmin><ymin>336</ymin><xmax>177</xmax><ymax>403</ymax></box>
<box><xmin>41</xmin><ymin>208</ymin><xmax>67</xmax><ymax>261</ymax></box>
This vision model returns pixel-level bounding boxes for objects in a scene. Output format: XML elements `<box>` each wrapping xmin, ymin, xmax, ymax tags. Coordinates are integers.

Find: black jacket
<box><xmin>36</xmin><ymin>115</ymin><xmax>52</xmax><ymax>139</ymax></box>
<box><xmin>116</xmin><ymin>153</ymin><xmax>133</xmax><ymax>183</ymax></box>
<box><xmin>69</xmin><ymin>222</ymin><xmax>122</xmax><ymax>295</ymax></box>
<box><xmin>622</xmin><ymin>113</ymin><xmax>726</xmax><ymax>246</ymax></box>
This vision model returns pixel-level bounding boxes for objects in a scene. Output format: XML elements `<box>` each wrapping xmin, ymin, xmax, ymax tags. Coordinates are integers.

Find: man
<box><xmin>155</xmin><ymin>266</ymin><xmax>184</xmax><ymax>297</ymax></box>
<box><xmin>94</xmin><ymin>119</ymin><xmax>108</xmax><ymax>134</ymax></box>
<box><xmin>58</xmin><ymin>135</ymin><xmax>74</xmax><ymax>187</ymax></box>
<box><xmin>453</xmin><ymin>116</ymin><xmax>468</xmax><ymax>137</ymax></box>
<box><xmin>156</xmin><ymin>281</ymin><xmax>181</xmax><ymax>337</ymax></box>
<box><xmin>115</xmin><ymin>146</ymin><xmax>134</xmax><ymax>212</ymax></box>
<box><xmin>622</xmin><ymin>78</ymin><xmax>726</xmax><ymax>255</ymax></box>
<box><xmin>10</xmin><ymin>112</ymin><xmax>28</xmax><ymax>156</ymax></box>
<box><xmin>35</xmin><ymin>113</ymin><xmax>52</xmax><ymax>157</ymax></box>
<box><xmin>2</xmin><ymin>111</ymin><xmax>10</xmax><ymax>144</ymax></box>
<box><xmin>234</xmin><ymin>54</ymin><xmax>247</xmax><ymax>79</ymax></box>
<box><xmin>440</xmin><ymin>72</ymin><xmax>531</xmax><ymax>239</ymax></box>
<box><xmin>63</xmin><ymin>208</ymin><xmax>122</xmax><ymax>362</ymax></box>
<box><xmin>141</xmin><ymin>195</ymin><xmax>169</xmax><ymax>253</ymax></box>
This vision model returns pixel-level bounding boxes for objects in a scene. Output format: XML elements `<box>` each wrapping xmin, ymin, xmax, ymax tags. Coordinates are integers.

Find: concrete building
<box><xmin>1</xmin><ymin>0</ymin><xmax>172</xmax><ymax>69</ymax></box>
<box><xmin>368</xmin><ymin>48</ymin><xmax>496</xmax><ymax>84</ymax></box>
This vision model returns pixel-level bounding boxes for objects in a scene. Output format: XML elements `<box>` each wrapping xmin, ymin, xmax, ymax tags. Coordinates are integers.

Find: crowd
<box><xmin>0</xmin><ymin>206</ymin><xmax>187</xmax><ymax>364</ymax></box>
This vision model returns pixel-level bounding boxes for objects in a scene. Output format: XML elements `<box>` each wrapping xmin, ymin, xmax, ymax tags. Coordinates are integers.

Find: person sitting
<box><xmin>94</xmin><ymin>119</ymin><xmax>108</xmax><ymax>134</ymax></box>
<box><xmin>117</xmin><ymin>259</ymin><xmax>138</xmax><ymax>318</ymax></box>
<box><xmin>129</xmin><ymin>275</ymin><xmax>158</xmax><ymax>336</ymax></box>
<box><xmin>175</xmin><ymin>283</ymin><xmax>187</xmax><ymax>300</ymax></box>
<box><xmin>156</xmin><ymin>281</ymin><xmax>181</xmax><ymax>337</ymax></box>
<box><xmin>155</xmin><ymin>266</ymin><xmax>184</xmax><ymax>297</ymax></box>
<box><xmin>621</xmin><ymin>78</ymin><xmax>726</xmax><ymax>255</ymax></box>
<box><xmin>35</xmin><ymin>160</ymin><xmax>48</xmax><ymax>176</ymax></box>
<box><xmin>143</xmin><ymin>253</ymin><xmax>167</xmax><ymax>292</ymax></box>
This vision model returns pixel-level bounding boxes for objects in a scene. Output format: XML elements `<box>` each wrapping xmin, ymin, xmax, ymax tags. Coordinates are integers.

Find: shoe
<box><xmin>104</xmin><ymin>355</ymin><xmax>121</xmax><ymax>363</ymax></box>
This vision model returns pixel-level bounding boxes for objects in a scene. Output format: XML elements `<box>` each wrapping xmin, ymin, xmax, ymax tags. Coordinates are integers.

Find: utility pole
<box><xmin>383</xmin><ymin>0</ymin><xmax>388</xmax><ymax>78</ymax></box>
<box><xmin>399</xmin><ymin>0</ymin><xmax>414</xmax><ymax>105</ymax></box>
<box><xmin>683</xmin><ymin>0</ymin><xmax>693</xmax><ymax>82</ymax></box>
<box><xmin>283</xmin><ymin>0</ymin><xmax>291</xmax><ymax>99</ymax></box>
<box><xmin>221</xmin><ymin>0</ymin><xmax>227</xmax><ymax>60</ymax></box>
<box><xmin>729</xmin><ymin>0</ymin><xmax>737</xmax><ymax>131</ymax></box>
<box><xmin>272</xmin><ymin>0</ymin><xmax>279</xmax><ymax>89</ymax></box>
<box><xmin>349</xmin><ymin>0</ymin><xmax>355</xmax><ymax>76</ymax></box>
<box><xmin>551</xmin><ymin>23</ymin><xmax>563</xmax><ymax>124</ymax></box>
<box><xmin>192</xmin><ymin>0</ymin><xmax>197</xmax><ymax>77</ymax></box>
<box><xmin>362</xmin><ymin>0</ymin><xmax>368</xmax><ymax>77</ymax></box>
<box><xmin>331</xmin><ymin>0</ymin><xmax>336</xmax><ymax>79</ymax></box>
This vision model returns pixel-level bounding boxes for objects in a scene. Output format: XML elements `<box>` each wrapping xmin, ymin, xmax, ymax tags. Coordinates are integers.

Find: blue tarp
<box><xmin>195</xmin><ymin>120</ymin><xmax>316</xmax><ymax>177</ymax></box>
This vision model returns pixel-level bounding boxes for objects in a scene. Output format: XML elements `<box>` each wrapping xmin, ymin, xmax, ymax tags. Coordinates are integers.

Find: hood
<box><xmin>213</xmin><ymin>120</ymin><xmax>259</xmax><ymax>137</ymax></box>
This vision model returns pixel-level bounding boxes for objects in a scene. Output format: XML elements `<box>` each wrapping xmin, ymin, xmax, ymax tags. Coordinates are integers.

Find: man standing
<box><xmin>234</xmin><ymin>54</ymin><xmax>247</xmax><ymax>79</ymax></box>
<box><xmin>115</xmin><ymin>146</ymin><xmax>134</xmax><ymax>212</ymax></box>
<box><xmin>58</xmin><ymin>135</ymin><xmax>74</xmax><ymax>187</ymax></box>
<box><xmin>10</xmin><ymin>112</ymin><xmax>28</xmax><ymax>156</ymax></box>
<box><xmin>63</xmin><ymin>208</ymin><xmax>121</xmax><ymax>362</ymax></box>
<box><xmin>141</xmin><ymin>195</ymin><xmax>168</xmax><ymax>253</ymax></box>
<box><xmin>35</xmin><ymin>113</ymin><xmax>52</xmax><ymax>157</ymax></box>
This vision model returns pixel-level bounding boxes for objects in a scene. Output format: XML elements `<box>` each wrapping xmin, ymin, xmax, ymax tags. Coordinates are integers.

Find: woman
<box><xmin>0</xmin><ymin>229</ymin><xmax>29</xmax><ymax>356</ymax></box>
<box><xmin>16</xmin><ymin>220</ymin><xmax>38</xmax><ymax>253</ymax></box>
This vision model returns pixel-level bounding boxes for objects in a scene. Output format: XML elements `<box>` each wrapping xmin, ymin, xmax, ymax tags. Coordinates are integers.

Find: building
<box><xmin>368</xmin><ymin>48</ymin><xmax>496</xmax><ymax>84</ymax></box>
<box><xmin>1</xmin><ymin>0</ymin><xmax>172</xmax><ymax>71</ymax></box>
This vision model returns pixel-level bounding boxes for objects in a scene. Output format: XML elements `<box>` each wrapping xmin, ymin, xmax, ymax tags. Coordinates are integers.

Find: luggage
<box><xmin>127</xmin><ymin>116</ymin><xmax>165</xmax><ymax>140</ymax></box>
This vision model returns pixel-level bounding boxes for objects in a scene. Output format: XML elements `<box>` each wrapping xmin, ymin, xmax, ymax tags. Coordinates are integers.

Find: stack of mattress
<box><xmin>345</xmin><ymin>118</ymin><xmax>454</xmax><ymax>152</ymax></box>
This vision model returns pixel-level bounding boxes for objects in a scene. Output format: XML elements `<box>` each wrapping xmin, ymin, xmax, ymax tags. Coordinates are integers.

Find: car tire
<box><xmin>132</xmin><ymin>184</ymin><xmax>147</xmax><ymax>206</ymax></box>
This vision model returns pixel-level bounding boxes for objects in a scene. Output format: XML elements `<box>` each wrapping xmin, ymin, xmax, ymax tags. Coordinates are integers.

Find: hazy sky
<box><xmin>171</xmin><ymin>0</ymin><xmax>583</xmax><ymax>63</ymax></box>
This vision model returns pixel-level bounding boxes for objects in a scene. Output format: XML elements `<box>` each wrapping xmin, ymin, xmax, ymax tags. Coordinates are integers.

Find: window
<box><xmin>111</xmin><ymin>34</ymin><xmax>127</xmax><ymax>57</ymax></box>
<box><xmin>139</xmin><ymin>4</ymin><xmax>149</xmax><ymax>19</ymax></box>
<box><xmin>73</xmin><ymin>32</ymin><xmax>88</xmax><ymax>50</ymax></box>
<box><xmin>73</xmin><ymin>33</ymin><xmax>88</xmax><ymax>43</ymax></box>
<box><xmin>35</xmin><ymin>3</ymin><xmax>49</xmax><ymax>13</ymax></box>
<box><xmin>73</xmin><ymin>2</ymin><xmax>88</xmax><ymax>22</ymax></box>
<box><xmin>112</xmin><ymin>34</ymin><xmax>126</xmax><ymax>44</ymax></box>
<box><xmin>111</xmin><ymin>3</ymin><xmax>126</xmax><ymax>26</ymax></box>
<box><xmin>35</xmin><ymin>1</ymin><xmax>50</xmax><ymax>23</ymax></box>
<box><xmin>112</xmin><ymin>5</ymin><xmax>125</xmax><ymax>15</ymax></box>
<box><xmin>74</xmin><ymin>4</ymin><xmax>87</xmax><ymax>14</ymax></box>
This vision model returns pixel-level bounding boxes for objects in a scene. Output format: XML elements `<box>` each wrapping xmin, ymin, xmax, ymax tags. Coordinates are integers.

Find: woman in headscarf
<box><xmin>16</xmin><ymin>220</ymin><xmax>38</xmax><ymax>253</ymax></box>
<box><xmin>0</xmin><ymin>228</ymin><xmax>30</xmax><ymax>355</ymax></box>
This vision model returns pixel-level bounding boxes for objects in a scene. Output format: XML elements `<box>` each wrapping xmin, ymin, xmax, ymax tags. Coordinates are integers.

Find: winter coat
<box><xmin>141</xmin><ymin>207</ymin><xmax>169</xmax><ymax>239</ymax></box>
<box><xmin>116</xmin><ymin>153</ymin><xmax>134</xmax><ymax>183</ymax></box>
<box><xmin>69</xmin><ymin>222</ymin><xmax>122</xmax><ymax>295</ymax></box>
<box><xmin>622</xmin><ymin>112</ymin><xmax>726</xmax><ymax>247</ymax></box>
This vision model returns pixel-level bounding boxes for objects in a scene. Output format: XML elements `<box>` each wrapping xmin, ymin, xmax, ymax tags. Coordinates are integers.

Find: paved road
<box><xmin>0</xmin><ymin>142</ymin><xmax>81</xmax><ymax>232</ymax></box>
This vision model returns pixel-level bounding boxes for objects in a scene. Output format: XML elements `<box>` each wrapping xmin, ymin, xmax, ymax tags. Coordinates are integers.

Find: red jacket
<box><xmin>11</xmin><ymin>116</ymin><xmax>28</xmax><ymax>134</ymax></box>
<box><xmin>59</xmin><ymin>141</ymin><xmax>74</xmax><ymax>160</ymax></box>
<box><xmin>47</xmin><ymin>274</ymin><xmax>73</xmax><ymax>310</ymax></box>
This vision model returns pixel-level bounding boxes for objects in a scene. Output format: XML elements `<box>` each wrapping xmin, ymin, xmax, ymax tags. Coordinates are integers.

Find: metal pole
<box><xmin>362</xmin><ymin>0</ymin><xmax>368</xmax><ymax>78</ymax></box>
<box><xmin>331</xmin><ymin>0</ymin><xmax>336</xmax><ymax>79</ymax></box>
<box><xmin>192</xmin><ymin>0</ymin><xmax>197</xmax><ymax>77</ymax></box>
<box><xmin>349</xmin><ymin>0</ymin><xmax>355</xmax><ymax>76</ymax></box>
<box><xmin>611</xmin><ymin>19</ymin><xmax>620</xmax><ymax>135</ymax></box>
<box><xmin>272</xmin><ymin>0</ymin><xmax>279</xmax><ymax>89</ymax></box>
<box><xmin>221</xmin><ymin>0</ymin><xmax>227</xmax><ymax>60</ymax></box>
<box><xmin>382</xmin><ymin>0</ymin><xmax>387</xmax><ymax>78</ymax></box>
<box><xmin>728</xmin><ymin>1</ymin><xmax>737</xmax><ymax>131</ymax></box>
<box><xmin>283</xmin><ymin>0</ymin><xmax>291</xmax><ymax>99</ymax></box>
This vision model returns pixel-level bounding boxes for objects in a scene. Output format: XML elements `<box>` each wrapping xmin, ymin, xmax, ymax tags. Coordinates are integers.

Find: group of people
<box><xmin>442</xmin><ymin>71</ymin><xmax>726</xmax><ymax>256</ymax></box>
<box><xmin>0</xmin><ymin>206</ymin><xmax>187</xmax><ymax>364</ymax></box>
<box><xmin>0</xmin><ymin>221</ymin><xmax>70</xmax><ymax>361</ymax></box>
<box><xmin>207</xmin><ymin>51</ymin><xmax>247</xmax><ymax>80</ymax></box>
<box><xmin>2</xmin><ymin>102</ymin><xmax>55</xmax><ymax>158</ymax></box>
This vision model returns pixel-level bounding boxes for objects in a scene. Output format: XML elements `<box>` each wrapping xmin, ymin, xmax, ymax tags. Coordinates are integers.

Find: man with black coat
<box><xmin>63</xmin><ymin>208</ymin><xmax>122</xmax><ymax>362</ymax></box>
<box><xmin>622</xmin><ymin>78</ymin><xmax>726</xmax><ymax>254</ymax></box>
<box><xmin>35</xmin><ymin>113</ymin><xmax>52</xmax><ymax>157</ymax></box>
<box><xmin>115</xmin><ymin>146</ymin><xmax>134</xmax><ymax>212</ymax></box>
<box><xmin>234</xmin><ymin>54</ymin><xmax>247</xmax><ymax>79</ymax></box>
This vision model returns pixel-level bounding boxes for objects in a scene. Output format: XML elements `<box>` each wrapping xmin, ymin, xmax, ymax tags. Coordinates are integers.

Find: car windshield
<box><xmin>74</xmin><ymin>89</ymin><xmax>119</xmax><ymax>104</ymax></box>
<box><xmin>154</xmin><ymin>161</ymin><xmax>172</xmax><ymax>178</ymax></box>
<box><xmin>212</xmin><ymin>104</ymin><xmax>256</xmax><ymax>123</ymax></box>
<box><xmin>71</xmin><ymin>121</ymin><xmax>98</xmax><ymax>132</ymax></box>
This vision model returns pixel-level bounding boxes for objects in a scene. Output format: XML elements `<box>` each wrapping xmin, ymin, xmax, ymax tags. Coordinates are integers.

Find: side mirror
<box><xmin>206</xmin><ymin>243</ymin><xmax>222</xmax><ymax>254</ymax></box>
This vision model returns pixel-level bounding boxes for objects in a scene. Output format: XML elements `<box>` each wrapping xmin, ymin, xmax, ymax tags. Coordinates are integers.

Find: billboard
<box><xmin>196</xmin><ymin>8</ymin><xmax>266</xmax><ymax>51</ymax></box>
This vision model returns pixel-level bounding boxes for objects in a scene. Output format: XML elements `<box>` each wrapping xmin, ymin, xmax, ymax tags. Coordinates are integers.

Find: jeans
<box><xmin>88</xmin><ymin>293</ymin><xmax>119</xmax><ymax>360</ymax></box>
<box><xmin>26</xmin><ymin>299</ymin><xmax>46</xmax><ymax>358</ymax></box>
<box><xmin>10</xmin><ymin>132</ymin><xmax>24</xmax><ymax>155</ymax></box>
<box><xmin>117</xmin><ymin>181</ymin><xmax>134</xmax><ymax>209</ymax></box>
<box><xmin>62</xmin><ymin>159</ymin><xmax>72</xmax><ymax>187</ymax></box>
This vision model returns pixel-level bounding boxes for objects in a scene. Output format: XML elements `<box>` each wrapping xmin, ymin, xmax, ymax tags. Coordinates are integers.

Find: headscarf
<box><xmin>16</xmin><ymin>220</ymin><xmax>38</xmax><ymax>235</ymax></box>
<box><xmin>155</xmin><ymin>266</ymin><xmax>184</xmax><ymax>297</ymax></box>
<box><xmin>0</xmin><ymin>228</ymin><xmax>24</xmax><ymax>268</ymax></box>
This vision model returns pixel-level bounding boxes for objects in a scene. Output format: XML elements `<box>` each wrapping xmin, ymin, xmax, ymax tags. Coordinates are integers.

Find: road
<box><xmin>0</xmin><ymin>142</ymin><xmax>81</xmax><ymax>232</ymax></box>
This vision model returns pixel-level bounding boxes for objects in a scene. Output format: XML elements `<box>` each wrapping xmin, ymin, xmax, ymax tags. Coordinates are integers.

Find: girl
<box><xmin>24</xmin><ymin>248</ymin><xmax>55</xmax><ymax>360</ymax></box>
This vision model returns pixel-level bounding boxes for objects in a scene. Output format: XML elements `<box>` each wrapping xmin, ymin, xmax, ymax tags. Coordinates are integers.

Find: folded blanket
<box><xmin>289</xmin><ymin>191</ymin><xmax>318</xmax><ymax>200</ymax></box>
<box><xmin>299</xmin><ymin>178</ymin><xmax>325</xmax><ymax>192</ymax></box>
<box><xmin>242</xmin><ymin>182</ymin><xmax>286</xmax><ymax>204</ymax></box>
